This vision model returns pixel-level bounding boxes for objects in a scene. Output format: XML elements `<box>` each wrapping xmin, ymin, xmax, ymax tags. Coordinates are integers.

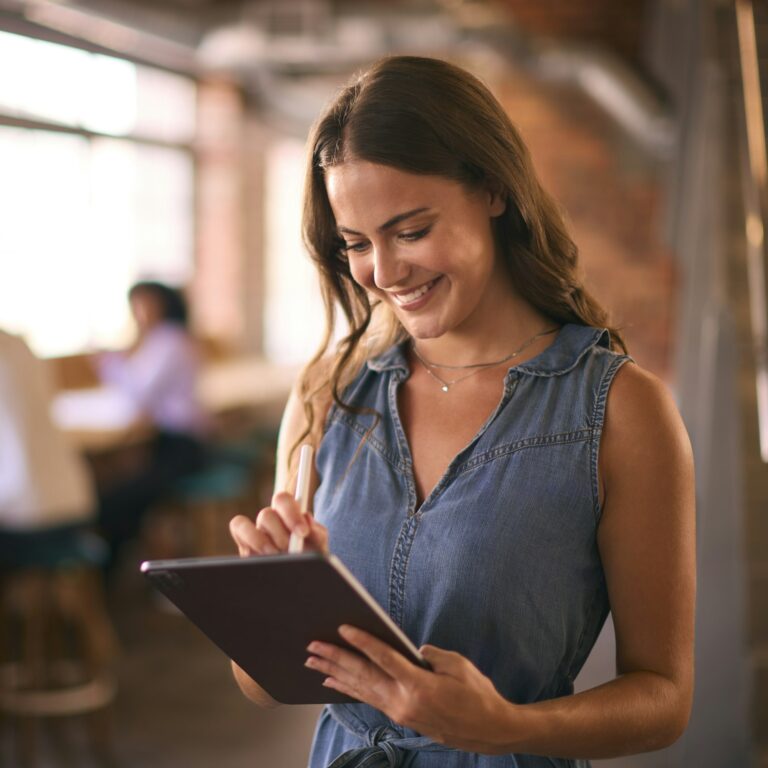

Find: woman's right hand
<box><xmin>229</xmin><ymin>491</ymin><xmax>328</xmax><ymax>708</ymax></box>
<box><xmin>229</xmin><ymin>491</ymin><xmax>328</xmax><ymax>556</ymax></box>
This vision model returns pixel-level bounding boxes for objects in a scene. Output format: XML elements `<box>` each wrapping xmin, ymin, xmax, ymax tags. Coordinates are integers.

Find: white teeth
<box><xmin>393</xmin><ymin>279</ymin><xmax>436</xmax><ymax>305</ymax></box>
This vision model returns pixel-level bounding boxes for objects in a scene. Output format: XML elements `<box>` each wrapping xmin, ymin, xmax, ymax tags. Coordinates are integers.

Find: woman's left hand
<box><xmin>305</xmin><ymin>626</ymin><xmax>517</xmax><ymax>755</ymax></box>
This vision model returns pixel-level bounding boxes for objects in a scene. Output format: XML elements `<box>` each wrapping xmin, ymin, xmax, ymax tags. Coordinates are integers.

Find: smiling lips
<box><xmin>390</xmin><ymin>277</ymin><xmax>441</xmax><ymax>308</ymax></box>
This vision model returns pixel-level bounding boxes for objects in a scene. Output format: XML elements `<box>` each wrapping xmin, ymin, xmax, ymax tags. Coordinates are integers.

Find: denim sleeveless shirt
<box><xmin>308</xmin><ymin>324</ymin><xmax>631</xmax><ymax>768</ymax></box>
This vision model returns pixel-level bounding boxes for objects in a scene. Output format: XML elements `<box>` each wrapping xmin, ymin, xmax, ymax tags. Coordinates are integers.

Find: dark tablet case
<box><xmin>140</xmin><ymin>552</ymin><xmax>427</xmax><ymax>704</ymax></box>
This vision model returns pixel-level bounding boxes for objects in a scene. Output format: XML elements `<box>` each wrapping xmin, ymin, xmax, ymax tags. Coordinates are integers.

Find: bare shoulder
<box><xmin>605</xmin><ymin>361</ymin><xmax>692</xmax><ymax>452</ymax></box>
<box><xmin>600</xmin><ymin>361</ymin><xmax>694</xmax><ymax>510</ymax></box>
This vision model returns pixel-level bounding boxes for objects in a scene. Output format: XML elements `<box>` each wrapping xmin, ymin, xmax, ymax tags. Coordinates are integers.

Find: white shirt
<box><xmin>0</xmin><ymin>331</ymin><xmax>94</xmax><ymax>529</ymax></box>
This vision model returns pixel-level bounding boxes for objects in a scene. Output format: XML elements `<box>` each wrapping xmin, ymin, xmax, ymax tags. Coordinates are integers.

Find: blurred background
<box><xmin>0</xmin><ymin>0</ymin><xmax>763</xmax><ymax>766</ymax></box>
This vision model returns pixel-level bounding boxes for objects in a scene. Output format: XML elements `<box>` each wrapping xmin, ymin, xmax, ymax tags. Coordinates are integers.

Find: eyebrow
<box><xmin>337</xmin><ymin>207</ymin><xmax>432</xmax><ymax>237</ymax></box>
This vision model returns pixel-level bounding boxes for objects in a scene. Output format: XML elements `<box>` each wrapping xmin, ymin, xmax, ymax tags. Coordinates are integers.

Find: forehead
<box><xmin>325</xmin><ymin>161</ymin><xmax>466</xmax><ymax>228</ymax></box>
<box><xmin>130</xmin><ymin>290</ymin><xmax>162</xmax><ymax>311</ymax></box>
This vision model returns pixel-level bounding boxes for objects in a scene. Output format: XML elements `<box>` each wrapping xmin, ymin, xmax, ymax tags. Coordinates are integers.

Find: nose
<box><xmin>372</xmin><ymin>245</ymin><xmax>409</xmax><ymax>290</ymax></box>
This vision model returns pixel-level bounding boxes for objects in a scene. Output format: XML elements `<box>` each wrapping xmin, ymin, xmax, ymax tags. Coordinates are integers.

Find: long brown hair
<box><xmin>294</xmin><ymin>55</ymin><xmax>626</xmax><ymax>465</ymax></box>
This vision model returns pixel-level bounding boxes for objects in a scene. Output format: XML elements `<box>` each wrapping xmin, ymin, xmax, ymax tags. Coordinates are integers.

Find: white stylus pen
<box><xmin>288</xmin><ymin>444</ymin><xmax>313</xmax><ymax>554</ymax></box>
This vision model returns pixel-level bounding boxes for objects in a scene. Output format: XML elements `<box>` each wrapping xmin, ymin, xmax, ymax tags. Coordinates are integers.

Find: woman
<box><xmin>96</xmin><ymin>281</ymin><xmax>208</xmax><ymax>568</ymax></box>
<box><xmin>230</xmin><ymin>56</ymin><xmax>695</xmax><ymax>767</ymax></box>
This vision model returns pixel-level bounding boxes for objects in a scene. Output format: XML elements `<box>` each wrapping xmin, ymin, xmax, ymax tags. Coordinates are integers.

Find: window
<box><xmin>0</xmin><ymin>31</ymin><xmax>196</xmax><ymax>357</ymax></box>
<box><xmin>263</xmin><ymin>137</ymin><xmax>327</xmax><ymax>364</ymax></box>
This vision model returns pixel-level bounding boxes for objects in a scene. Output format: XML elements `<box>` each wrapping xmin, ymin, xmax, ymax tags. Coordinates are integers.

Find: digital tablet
<box><xmin>140</xmin><ymin>552</ymin><xmax>428</xmax><ymax>704</ymax></box>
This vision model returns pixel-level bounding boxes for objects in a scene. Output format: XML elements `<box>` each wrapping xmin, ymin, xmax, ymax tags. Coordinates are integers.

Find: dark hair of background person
<box><xmin>296</xmin><ymin>55</ymin><xmax>627</xmax><ymax>463</ymax></box>
<box><xmin>128</xmin><ymin>281</ymin><xmax>189</xmax><ymax>328</ymax></box>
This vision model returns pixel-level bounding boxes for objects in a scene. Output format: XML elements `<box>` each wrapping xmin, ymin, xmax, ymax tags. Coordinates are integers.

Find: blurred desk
<box><xmin>52</xmin><ymin>358</ymin><xmax>298</xmax><ymax>454</ymax></box>
<box><xmin>198</xmin><ymin>357</ymin><xmax>298</xmax><ymax>421</ymax></box>
<box><xmin>52</xmin><ymin>387</ymin><xmax>153</xmax><ymax>453</ymax></box>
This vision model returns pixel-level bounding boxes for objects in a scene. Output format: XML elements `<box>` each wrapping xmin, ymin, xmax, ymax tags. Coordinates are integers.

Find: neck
<box><xmin>413</xmin><ymin>325</ymin><xmax>558</xmax><ymax>369</ymax></box>
<box><xmin>411</xmin><ymin>303</ymin><xmax>556</xmax><ymax>368</ymax></box>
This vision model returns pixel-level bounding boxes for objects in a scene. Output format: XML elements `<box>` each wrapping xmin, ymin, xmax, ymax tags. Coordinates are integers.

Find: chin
<box><xmin>401</xmin><ymin>322</ymin><xmax>447</xmax><ymax>341</ymax></box>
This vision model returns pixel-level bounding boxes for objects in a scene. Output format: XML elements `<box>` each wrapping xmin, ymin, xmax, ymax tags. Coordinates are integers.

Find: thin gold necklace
<box><xmin>411</xmin><ymin>327</ymin><xmax>558</xmax><ymax>393</ymax></box>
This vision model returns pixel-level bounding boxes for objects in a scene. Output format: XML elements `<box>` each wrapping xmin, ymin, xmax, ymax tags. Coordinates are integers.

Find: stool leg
<box><xmin>53</xmin><ymin>568</ymin><xmax>118</xmax><ymax>764</ymax></box>
<box><xmin>12</xmin><ymin>714</ymin><xmax>37</xmax><ymax>768</ymax></box>
<box><xmin>54</xmin><ymin>570</ymin><xmax>119</xmax><ymax>671</ymax></box>
<box><xmin>144</xmin><ymin>502</ymin><xmax>188</xmax><ymax>561</ymax></box>
<box><xmin>87</xmin><ymin>705</ymin><xmax>117</xmax><ymax>767</ymax></box>
<box><xmin>16</xmin><ymin>572</ymin><xmax>50</xmax><ymax>768</ymax></box>
<box><xmin>79</xmin><ymin>569</ymin><xmax>119</xmax><ymax>764</ymax></box>
<box><xmin>195</xmin><ymin>500</ymin><xmax>220</xmax><ymax>557</ymax></box>
<box><xmin>47</xmin><ymin>715</ymin><xmax>78</xmax><ymax>768</ymax></box>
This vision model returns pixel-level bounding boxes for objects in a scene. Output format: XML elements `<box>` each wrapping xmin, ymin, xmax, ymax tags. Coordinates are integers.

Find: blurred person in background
<box><xmin>95</xmin><ymin>280</ymin><xmax>209</xmax><ymax>572</ymax></box>
<box><xmin>0</xmin><ymin>329</ymin><xmax>96</xmax><ymax>561</ymax></box>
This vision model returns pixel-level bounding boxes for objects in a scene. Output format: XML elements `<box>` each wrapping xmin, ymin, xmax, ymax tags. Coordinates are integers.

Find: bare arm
<box><xmin>492</xmin><ymin>363</ymin><xmax>696</xmax><ymax>756</ymax></box>
<box><xmin>306</xmin><ymin>362</ymin><xmax>696</xmax><ymax>757</ymax></box>
<box><xmin>230</xmin><ymin>662</ymin><xmax>281</xmax><ymax>708</ymax></box>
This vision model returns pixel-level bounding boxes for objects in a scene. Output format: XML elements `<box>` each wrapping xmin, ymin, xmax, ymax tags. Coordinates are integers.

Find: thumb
<box><xmin>305</xmin><ymin>515</ymin><xmax>329</xmax><ymax>553</ymax></box>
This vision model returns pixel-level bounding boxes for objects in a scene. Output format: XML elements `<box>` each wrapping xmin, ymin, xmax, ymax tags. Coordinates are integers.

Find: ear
<box><xmin>485</xmin><ymin>182</ymin><xmax>506</xmax><ymax>217</ymax></box>
<box><xmin>489</xmin><ymin>189</ymin><xmax>507</xmax><ymax>217</ymax></box>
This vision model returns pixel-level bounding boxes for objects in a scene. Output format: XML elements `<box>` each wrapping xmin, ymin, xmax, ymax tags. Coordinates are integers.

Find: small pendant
<box><xmin>441</xmin><ymin>385</ymin><xmax>449</xmax><ymax>392</ymax></box>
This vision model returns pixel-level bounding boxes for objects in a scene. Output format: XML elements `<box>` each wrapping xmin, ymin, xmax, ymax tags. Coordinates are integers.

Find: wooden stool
<box><xmin>144</xmin><ymin>429</ymin><xmax>276</xmax><ymax>560</ymax></box>
<box><xmin>0</xmin><ymin>529</ymin><xmax>119</xmax><ymax>767</ymax></box>
<box><xmin>144</xmin><ymin>460</ymin><xmax>251</xmax><ymax>560</ymax></box>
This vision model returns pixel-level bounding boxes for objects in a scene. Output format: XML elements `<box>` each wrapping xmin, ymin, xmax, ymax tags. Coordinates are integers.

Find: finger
<box><xmin>305</xmin><ymin>652</ymin><xmax>353</xmax><ymax>682</ymax></box>
<box><xmin>255</xmin><ymin>507</ymin><xmax>291</xmax><ymax>550</ymax></box>
<box><xmin>305</xmin><ymin>517</ymin><xmax>329</xmax><ymax>553</ymax></box>
<box><xmin>338</xmin><ymin>626</ymin><xmax>421</xmax><ymax>680</ymax></box>
<box><xmin>419</xmin><ymin>645</ymin><xmax>473</xmax><ymax>677</ymax></box>
<box><xmin>229</xmin><ymin>515</ymin><xmax>256</xmax><ymax>556</ymax></box>
<box><xmin>229</xmin><ymin>515</ymin><xmax>280</xmax><ymax>556</ymax></box>
<box><xmin>306</xmin><ymin>640</ymin><xmax>385</xmax><ymax>677</ymax></box>
<box><xmin>272</xmin><ymin>492</ymin><xmax>311</xmax><ymax>536</ymax></box>
<box><xmin>306</xmin><ymin>643</ymin><xmax>394</xmax><ymax>707</ymax></box>
<box><xmin>321</xmin><ymin>676</ymin><xmax>359</xmax><ymax>700</ymax></box>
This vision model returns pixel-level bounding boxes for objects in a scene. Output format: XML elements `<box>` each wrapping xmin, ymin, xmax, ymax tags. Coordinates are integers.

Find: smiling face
<box><xmin>325</xmin><ymin>161</ymin><xmax>516</xmax><ymax>348</ymax></box>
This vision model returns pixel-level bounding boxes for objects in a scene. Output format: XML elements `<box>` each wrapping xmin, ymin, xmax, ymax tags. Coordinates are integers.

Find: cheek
<box><xmin>449</xmin><ymin>223</ymin><xmax>496</xmax><ymax>275</ymax></box>
<box><xmin>348</xmin><ymin>258</ymin><xmax>374</xmax><ymax>290</ymax></box>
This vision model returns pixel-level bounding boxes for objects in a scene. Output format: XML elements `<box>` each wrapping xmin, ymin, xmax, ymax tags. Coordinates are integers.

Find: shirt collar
<box><xmin>365</xmin><ymin>324</ymin><xmax>612</xmax><ymax>377</ymax></box>
<box><xmin>512</xmin><ymin>324</ymin><xmax>611</xmax><ymax>377</ymax></box>
<box><xmin>366</xmin><ymin>342</ymin><xmax>410</xmax><ymax>373</ymax></box>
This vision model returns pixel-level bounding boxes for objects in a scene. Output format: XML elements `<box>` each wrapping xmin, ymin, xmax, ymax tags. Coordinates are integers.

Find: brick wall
<box><xmin>493</xmin><ymin>0</ymin><xmax>650</xmax><ymax>70</ymax></box>
<box><xmin>478</xmin><ymin>61</ymin><xmax>675</xmax><ymax>379</ymax></box>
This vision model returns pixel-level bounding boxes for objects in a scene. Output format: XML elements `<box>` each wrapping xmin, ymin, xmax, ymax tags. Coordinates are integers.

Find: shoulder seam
<box><xmin>590</xmin><ymin>355</ymin><xmax>632</xmax><ymax>523</ymax></box>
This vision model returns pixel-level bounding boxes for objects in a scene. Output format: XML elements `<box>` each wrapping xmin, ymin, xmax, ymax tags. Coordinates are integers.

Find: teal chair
<box><xmin>151</xmin><ymin>428</ymin><xmax>277</xmax><ymax>558</ymax></box>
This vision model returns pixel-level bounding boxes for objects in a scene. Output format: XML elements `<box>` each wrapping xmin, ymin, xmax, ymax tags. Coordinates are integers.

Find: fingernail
<box><xmin>337</xmin><ymin>625</ymin><xmax>352</xmax><ymax>638</ymax></box>
<box><xmin>264</xmin><ymin>544</ymin><xmax>279</xmax><ymax>555</ymax></box>
<box><xmin>306</xmin><ymin>642</ymin><xmax>320</xmax><ymax>653</ymax></box>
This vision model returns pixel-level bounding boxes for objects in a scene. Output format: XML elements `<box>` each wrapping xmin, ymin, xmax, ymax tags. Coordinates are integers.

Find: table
<box><xmin>52</xmin><ymin>357</ymin><xmax>299</xmax><ymax>453</ymax></box>
<box><xmin>198</xmin><ymin>357</ymin><xmax>298</xmax><ymax>418</ymax></box>
<box><xmin>51</xmin><ymin>387</ymin><xmax>153</xmax><ymax>453</ymax></box>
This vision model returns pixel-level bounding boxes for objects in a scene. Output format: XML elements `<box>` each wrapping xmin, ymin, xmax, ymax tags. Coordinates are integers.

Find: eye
<box><xmin>398</xmin><ymin>225</ymin><xmax>431</xmax><ymax>243</ymax></box>
<box><xmin>340</xmin><ymin>240</ymin><xmax>370</xmax><ymax>254</ymax></box>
